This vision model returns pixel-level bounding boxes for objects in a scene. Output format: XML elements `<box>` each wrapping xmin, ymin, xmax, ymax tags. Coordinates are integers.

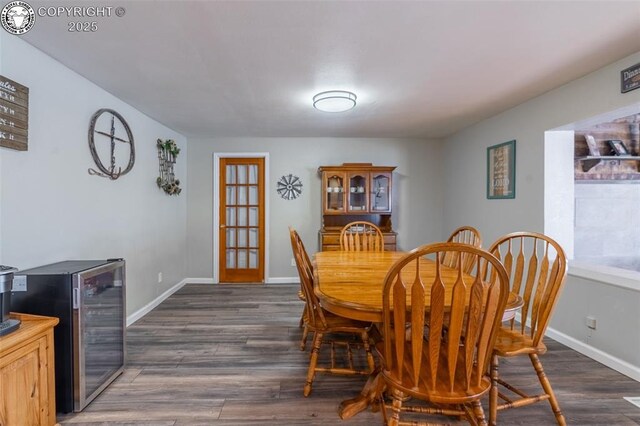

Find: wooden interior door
<box><xmin>219</xmin><ymin>158</ymin><xmax>265</xmax><ymax>283</ymax></box>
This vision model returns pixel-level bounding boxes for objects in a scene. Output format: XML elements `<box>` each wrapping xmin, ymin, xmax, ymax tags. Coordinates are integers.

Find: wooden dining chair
<box><xmin>340</xmin><ymin>221</ymin><xmax>384</xmax><ymax>252</ymax></box>
<box><xmin>441</xmin><ymin>226</ymin><xmax>483</xmax><ymax>274</ymax></box>
<box><xmin>289</xmin><ymin>228</ymin><xmax>375</xmax><ymax>397</ymax></box>
<box><xmin>378</xmin><ymin>242</ymin><xmax>509</xmax><ymax>425</ymax></box>
<box><xmin>487</xmin><ymin>232</ymin><xmax>568</xmax><ymax>426</ymax></box>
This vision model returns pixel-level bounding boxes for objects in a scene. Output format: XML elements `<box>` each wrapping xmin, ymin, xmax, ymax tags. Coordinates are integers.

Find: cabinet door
<box><xmin>0</xmin><ymin>337</ymin><xmax>50</xmax><ymax>426</ymax></box>
<box><xmin>347</xmin><ymin>172</ymin><xmax>369</xmax><ymax>213</ymax></box>
<box><xmin>370</xmin><ymin>172</ymin><xmax>392</xmax><ymax>213</ymax></box>
<box><xmin>323</xmin><ymin>172</ymin><xmax>346</xmax><ymax>214</ymax></box>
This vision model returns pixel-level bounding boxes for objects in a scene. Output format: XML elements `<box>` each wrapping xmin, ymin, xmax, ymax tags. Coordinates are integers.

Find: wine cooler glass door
<box><xmin>73</xmin><ymin>261</ymin><xmax>125</xmax><ymax>411</ymax></box>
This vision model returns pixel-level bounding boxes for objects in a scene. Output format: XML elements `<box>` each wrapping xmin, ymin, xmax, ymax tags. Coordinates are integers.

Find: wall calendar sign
<box><xmin>487</xmin><ymin>140</ymin><xmax>516</xmax><ymax>199</ymax></box>
<box><xmin>0</xmin><ymin>75</ymin><xmax>29</xmax><ymax>151</ymax></box>
<box><xmin>621</xmin><ymin>62</ymin><xmax>640</xmax><ymax>93</ymax></box>
<box><xmin>88</xmin><ymin>108</ymin><xmax>135</xmax><ymax>180</ymax></box>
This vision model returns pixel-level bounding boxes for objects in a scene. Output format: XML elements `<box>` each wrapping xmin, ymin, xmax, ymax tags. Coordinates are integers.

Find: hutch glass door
<box><xmin>370</xmin><ymin>172</ymin><xmax>391</xmax><ymax>212</ymax></box>
<box><xmin>324</xmin><ymin>173</ymin><xmax>345</xmax><ymax>213</ymax></box>
<box><xmin>348</xmin><ymin>172</ymin><xmax>368</xmax><ymax>213</ymax></box>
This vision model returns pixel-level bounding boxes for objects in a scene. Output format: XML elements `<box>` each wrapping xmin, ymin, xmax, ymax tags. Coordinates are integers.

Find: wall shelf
<box><xmin>575</xmin><ymin>156</ymin><xmax>640</xmax><ymax>172</ymax></box>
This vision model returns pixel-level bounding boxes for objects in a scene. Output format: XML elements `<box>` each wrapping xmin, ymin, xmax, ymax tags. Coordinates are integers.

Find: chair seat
<box><xmin>494</xmin><ymin>327</ymin><xmax>547</xmax><ymax>357</ymax></box>
<box><xmin>375</xmin><ymin>339</ymin><xmax>491</xmax><ymax>405</ymax></box>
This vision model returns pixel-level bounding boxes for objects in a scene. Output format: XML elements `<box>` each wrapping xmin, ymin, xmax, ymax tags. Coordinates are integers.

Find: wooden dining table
<box><xmin>312</xmin><ymin>250</ymin><xmax>523</xmax><ymax>420</ymax></box>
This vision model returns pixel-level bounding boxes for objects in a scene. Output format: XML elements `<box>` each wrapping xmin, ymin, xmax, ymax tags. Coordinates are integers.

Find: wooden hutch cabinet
<box><xmin>318</xmin><ymin>163</ymin><xmax>397</xmax><ymax>251</ymax></box>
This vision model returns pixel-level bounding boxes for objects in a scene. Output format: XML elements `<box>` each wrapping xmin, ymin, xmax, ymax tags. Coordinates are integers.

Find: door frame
<box><xmin>213</xmin><ymin>152</ymin><xmax>270</xmax><ymax>284</ymax></box>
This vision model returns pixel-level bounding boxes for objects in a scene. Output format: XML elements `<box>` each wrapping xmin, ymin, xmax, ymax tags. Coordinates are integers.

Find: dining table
<box><xmin>312</xmin><ymin>250</ymin><xmax>523</xmax><ymax>420</ymax></box>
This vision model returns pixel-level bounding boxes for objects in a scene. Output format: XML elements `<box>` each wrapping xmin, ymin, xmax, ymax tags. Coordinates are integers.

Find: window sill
<box><xmin>569</xmin><ymin>260</ymin><xmax>640</xmax><ymax>292</ymax></box>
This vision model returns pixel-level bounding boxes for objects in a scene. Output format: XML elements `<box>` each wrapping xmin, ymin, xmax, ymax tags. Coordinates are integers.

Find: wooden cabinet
<box><xmin>0</xmin><ymin>313</ymin><xmax>58</xmax><ymax>426</ymax></box>
<box><xmin>318</xmin><ymin>163</ymin><xmax>397</xmax><ymax>251</ymax></box>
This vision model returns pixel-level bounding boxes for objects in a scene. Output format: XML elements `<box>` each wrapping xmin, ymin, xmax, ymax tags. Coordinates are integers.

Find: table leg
<box><xmin>338</xmin><ymin>366</ymin><xmax>385</xmax><ymax>419</ymax></box>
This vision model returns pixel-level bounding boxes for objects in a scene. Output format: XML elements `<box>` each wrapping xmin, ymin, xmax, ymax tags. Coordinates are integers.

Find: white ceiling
<box><xmin>21</xmin><ymin>1</ymin><xmax>640</xmax><ymax>138</ymax></box>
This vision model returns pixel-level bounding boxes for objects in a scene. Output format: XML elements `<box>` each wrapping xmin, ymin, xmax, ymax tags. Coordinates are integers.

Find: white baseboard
<box><xmin>514</xmin><ymin>312</ymin><xmax>640</xmax><ymax>382</ymax></box>
<box><xmin>126</xmin><ymin>279</ymin><xmax>188</xmax><ymax>327</ymax></box>
<box><xmin>182</xmin><ymin>277</ymin><xmax>298</xmax><ymax>284</ymax></box>
<box><xmin>267</xmin><ymin>277</ymin><xmax>300</xmax><ymax>284</ymax></box>
<box><xmin>544</xmin><ymin>326</ymin><xmax>640</xmax><ymax>382</ymax></box>
<box><xmin>183</xmin><ymin>278</ymin><xmax>215</xmax><ymax>284</ymax></box>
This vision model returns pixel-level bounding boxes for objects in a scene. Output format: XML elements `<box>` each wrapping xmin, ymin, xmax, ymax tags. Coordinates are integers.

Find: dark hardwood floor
<box><xmin>59</xmin><ymin>284</ymin><xmax>640</xmax><ymax>425</ymax></box>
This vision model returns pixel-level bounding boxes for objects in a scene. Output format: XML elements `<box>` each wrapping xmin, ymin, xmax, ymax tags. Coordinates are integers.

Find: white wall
<box><xmin>187</xmin><ymin>137</ymin><xmax>443</xmax><ymax>280</ymax></box>
<box><xmin>0</xmin><ymin>35</ymin><xmax>188</xmax><ymax>317</ymax></box>
<box><xmin>574</xmin><ymin>183</ymin><xmax>640</xmax><ymax>259</ymax></box>
<box><xmin>442</xmin><ymin>51</ymin><xmax>640</xmax><ymax>376</ymax></box>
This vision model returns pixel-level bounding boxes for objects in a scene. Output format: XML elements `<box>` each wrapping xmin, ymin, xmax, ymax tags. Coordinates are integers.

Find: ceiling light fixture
<box><xmin>313</xmin><ymin>90</ymin><xmax>357</xmax><ymax>113</ymax></box>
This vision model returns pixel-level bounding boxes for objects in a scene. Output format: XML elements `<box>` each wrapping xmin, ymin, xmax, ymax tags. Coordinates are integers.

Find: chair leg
<box><xmin>299</xmin><ymin>305</ymin><xmax>309</xmax><ymax>350</ymax></box>
<box><xmin>361</xmin><ymin>331</ymin><xmax>375</xmax><ymax>372</ymax></box>
<box><xmin>300</xmin><ymin>324</ymin><xmax>309</xmax><ymax>351</ymax></box>
<box><xmin>303</xmin><ymin>332</ymin><xmax>323</xmax><ymax>397</ymax></box>
<box><xmin>489</xmin><ymin>353</ymin><xmax>499</xmax><ymax>426</ymax></box>
<box><xmin>530</xmin><ymin>353</ymin><xmax>566</xmax><ymax>426</ymax></box>
<box><xmin>387</xmin><ymin>388</ymin><xmax>404</xmax><ymax>426</ymax></box>
<box><xmin>470</xmin><ymin>400</ymin><xmax>488</xmax><ymax>426</ymax></box>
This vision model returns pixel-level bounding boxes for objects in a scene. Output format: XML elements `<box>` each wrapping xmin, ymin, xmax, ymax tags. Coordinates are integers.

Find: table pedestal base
<box><xmin>338</xmin><ymin>366</ymin><xmax>385</xmax><ymax>419</ymax></box>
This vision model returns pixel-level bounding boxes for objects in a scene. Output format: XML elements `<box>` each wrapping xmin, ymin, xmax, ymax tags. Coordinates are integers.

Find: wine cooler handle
<box><xmin>73</xmin><ymin>287</ymin><xmax>80</xmax><ymax>309</ymax></box>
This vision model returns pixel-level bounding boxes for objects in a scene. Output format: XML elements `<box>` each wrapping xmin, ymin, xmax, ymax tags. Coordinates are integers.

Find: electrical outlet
<box><xmin>291</xmin><ymin>258</ymin><xmax>296</xmax><ymax>267</ymax></box>
<box><xmin>585</xmin><ymin>316</ymin><xmax>596</xmax><ymax>330</ymax></box>
<box><xmin>158</xmin><ymin>272</ymin><xmax>163</xmax><ymax>283</ymax></box>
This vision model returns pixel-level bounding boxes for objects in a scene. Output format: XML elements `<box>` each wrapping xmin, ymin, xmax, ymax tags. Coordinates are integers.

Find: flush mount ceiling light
<box><xmin>312</xmin><ymin>90</ymin><xmax>357</xmax><ymax>112</ymax></box>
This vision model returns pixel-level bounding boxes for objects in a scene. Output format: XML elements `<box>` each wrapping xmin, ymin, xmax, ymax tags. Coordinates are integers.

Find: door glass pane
<box><xmin>238</xmin><ymin>208</ymin><xmax>247</xmax><ymax>226</ymax></box>
<box><xmin>226</xmin><ymin>186</ymin><xmax>236</xmax><ymax>205</ymax></box>
<box><xmin>249</xmin><ymin>228</ymin><xmax>258</xmax><ymax>247</ymax></box>
<box><xmin>237</xmin><ymin>165</ymin><xmax>247</xmax><ymax>184</ymax></box>
<box><xmin>249</xmin><ymin>249</ymin><xmax>258</xmax><ymax>268</ymax></box>
<box><xmin>237</xmin><ymin>250</ymin><xmax>248</xmax><ymax>268</ymax></box>
<box><xmin>237</xmin><ymin>186</ymin><xmax>247</xmax><ymax>205</ymax></box>
<box><xmin>225</xmin><ymin>229</ymin><xmax>236</xmax><ymax>248</ymax></box>
<box><xmin>226</xmin><ymin>165</ymin><xmax>236</xmax><ymax>184</ymax></box>
<box><xmin>249</xmin><ymin>186</ymin><xmax>258</xmax><ymax>205</ymax></box>
<box><xmin>226</xmin><ymin>249</ymin><xmax>236</xmax><ymax>268</ymax></box>
<box><xmin>249</xmin><ymin>207</ymin><xmax>258</xmax><ymax>226</ymax></box>
<box><xmin>248</xmin><ymin>165</ymin><xmax>258</xmax><ymax>184</ymax></box>
<box><xmin>237</xmin><ymin>229</ymin><xmax>248</xmax><ymax>247</ymax></box>
<box><xmin>226</xmin><ymin>207</ymin><xmax>236</xmax><ymax>226</ymax></box>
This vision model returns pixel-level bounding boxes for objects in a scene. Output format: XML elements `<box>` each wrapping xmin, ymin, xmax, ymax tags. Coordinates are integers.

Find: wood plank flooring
<box><xmin>59</xmin><ymin>284</ymin><xmax>640</xmax><ymax>425</ymax></box>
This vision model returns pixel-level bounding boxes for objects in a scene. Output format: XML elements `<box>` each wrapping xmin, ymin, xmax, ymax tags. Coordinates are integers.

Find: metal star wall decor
<box><xmin>277</xmin><ymin>174</ymin><xmax>302</xmax><ymax>200</ymax></box>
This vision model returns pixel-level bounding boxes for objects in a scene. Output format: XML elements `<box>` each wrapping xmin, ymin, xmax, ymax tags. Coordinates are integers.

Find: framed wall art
<box><xmin>607</xmin><ymin>139</ymin><xmax>630</xmax><ymax>156</ymax></box>
<box><xmin>487</xmin><ymin>139</ymin><xmax>516</xmax><ymax>199</ymax></box>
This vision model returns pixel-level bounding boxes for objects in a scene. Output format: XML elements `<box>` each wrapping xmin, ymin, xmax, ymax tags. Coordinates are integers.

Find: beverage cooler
<box><xmin>11</xmin><ymin>259</ymin><xmax>126</xmax><ymax>413</ymax></box>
